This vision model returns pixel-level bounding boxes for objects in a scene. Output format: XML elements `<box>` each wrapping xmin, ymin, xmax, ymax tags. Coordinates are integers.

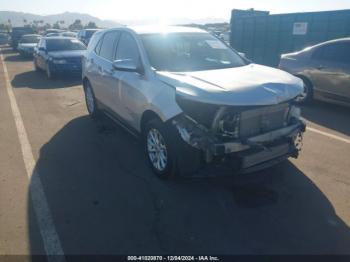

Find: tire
<box><xmin>295</xmin><ymin>77</ymin><xmax>313</xmax><ymax>104</ymax></box>
<box><xmin>83</xmin><ymin>80</ymin><xmax>101</xmax><ymax>119</ymax></box>
<box><xmin>143</xmin><ymin>118</ymin><xmax>201</xmax><ymax>179</ymax></box>
<box><xmin>34</xmin><ymin>58</ymin><xmax>40</xmax><ymax>72</ymax></box>
<box><xmin>46</xmin><ymin>63</ymin><xmax>55</xmax><ymax>79</ymax></box>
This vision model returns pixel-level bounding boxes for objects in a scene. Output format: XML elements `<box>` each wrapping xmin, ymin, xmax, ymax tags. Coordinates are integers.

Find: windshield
<box><xmin>85</xmin><ymin>30</ymin><xmax>98</xmax><ymax>38</ymax></box>
<box><xmin>141</xmin><ymin>32</ymin><xmax>246</xmax><ymax>72</ymax></box>
<box><xmin>46</xmin><ymin>38</ymin><xmax>86</xmax><ymax>51</ymax></box>
<box><xmin>20</xmin><ymin>36</ymin><xmax>40</xmax><ymax>43</ymax></box>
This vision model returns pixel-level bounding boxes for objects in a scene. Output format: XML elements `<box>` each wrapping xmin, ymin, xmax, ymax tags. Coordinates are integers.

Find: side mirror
<box><xmin>38</xmin><ymin>47</ymin><xmax>46</xmax><ymax>52</ymax></box>
<box><xmin>112</xmin><ymin>59</ymin><xmax>144</xmax><ymax>74</ymax></box>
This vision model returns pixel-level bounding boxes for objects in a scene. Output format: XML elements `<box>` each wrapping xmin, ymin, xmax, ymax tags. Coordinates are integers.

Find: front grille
<box><xmin>65</xmin><ymin>57</ymin><xmax>82</xmax><ymax>64</ymax></box>
<box><xmin>239</xmin><ymin>103</ymin><xmax>290</xmax><ymax>138</ymax></box>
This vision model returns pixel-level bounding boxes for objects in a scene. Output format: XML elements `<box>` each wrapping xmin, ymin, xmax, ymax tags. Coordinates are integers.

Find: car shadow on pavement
<box><xmin>11</xmin><ymin>70</ymin><xmax>81</xmax><ymax>89</ymax></box>
<box><xmin>302</xmin><ymin>100</ymin><xmax>350</xmax><ymax>137</ymax></box>
<box><xmin>4</xmin><ymin>54</ymin><xmax>33</xmax><ymax>62</ymax></box>
<box><xmin>28</xmin><ymin>115</ymin><xmax>350</xmax><ymax>255</ymax></box>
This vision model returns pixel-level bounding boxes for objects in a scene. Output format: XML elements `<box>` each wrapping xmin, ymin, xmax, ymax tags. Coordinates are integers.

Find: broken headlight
<box><xmin>211</xmin><ymin>107</ymin><xmax>240</xmax><ymax>139</ymax></box>
<box><xmin>217</xmin><ymin>112</ymin><xmax>240</xmax><ymax>138</ymax></box>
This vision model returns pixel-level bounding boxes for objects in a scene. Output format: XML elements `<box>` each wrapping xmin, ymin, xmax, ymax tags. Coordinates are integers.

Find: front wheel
<box><xmin>144</xmin><ymin>118</ymin><xmax>202</xmax><ymax>178</ymax></box>
<box><xmin>144</xmin><ymin>119</ymin><xmax>177</xmax><ymax>178</ymax></box>
<box><xmin>46</xmin><ymin>63</ymin><xmax>55</xmax><ymax>79</ymax></box>
<box><xmin>34</xmin><ymin>58</ymin><xmax>40</xmax><ymax>72</ymax></box>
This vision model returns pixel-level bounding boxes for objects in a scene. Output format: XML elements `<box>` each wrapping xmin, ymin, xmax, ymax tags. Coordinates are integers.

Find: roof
<box><xmin>43</xmin><ymin>36</ymin><xmax>77</xmax><ymax>40</ymax></box>
<box><xmin>83</xmin><ymin>28</ymin><xmax>100</xmax><ymax>31</ymax></box>
<box><xmin>21</xmin><ymin>34</ymin><xmax>41</xmax><ymax>37</ymax></box>
<box><xmin>130</xmin><ymin>25</ymin><xmax>206</xmax><ymax>34</ymax></box>
<box><xmin>101</xmin><ymin>25</ymin><xmax>206</xmax><ymax>35</ymax></box>
<box><xmin>309</xmin><ymin>37</ymin><xmax>350</xmax><ymax>49</ymax></box>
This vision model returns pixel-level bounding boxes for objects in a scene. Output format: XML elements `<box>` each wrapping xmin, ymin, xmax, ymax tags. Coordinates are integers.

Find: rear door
<box><xmin>309</xmin><ymin>41</ymin><xmax>350</xmax><ymax>100</ymax></box>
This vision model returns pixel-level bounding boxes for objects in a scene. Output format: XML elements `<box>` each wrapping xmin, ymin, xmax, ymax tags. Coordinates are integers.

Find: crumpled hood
<box><xmin>48</xmin><ymin>50</ymin><xmax>85</xmax><ymax>59</ymax></box>
<box><xmin>156</xmin><ymin>64</ymin><xmax>304</xmax><ymax>106</ymax></box>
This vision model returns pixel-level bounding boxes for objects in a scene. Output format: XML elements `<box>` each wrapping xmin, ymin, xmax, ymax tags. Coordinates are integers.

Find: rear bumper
<box><xmin>19</xmin><ymin>49</ymin><xmax>35</xmax><ymax>56</ymax></box>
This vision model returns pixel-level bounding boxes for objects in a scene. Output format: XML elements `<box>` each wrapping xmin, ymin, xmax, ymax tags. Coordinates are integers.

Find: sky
<box><xmin>1</xmin><ymin>0</ymin><xmax>350</xmax><ymax>22</ymax></box>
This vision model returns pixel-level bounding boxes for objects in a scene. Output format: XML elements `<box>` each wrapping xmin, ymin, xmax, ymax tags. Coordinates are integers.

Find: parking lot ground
<box><xmin>1</xmin><ymin>46</ymin><xmax>350</xmax><ymax>256</ymax></box>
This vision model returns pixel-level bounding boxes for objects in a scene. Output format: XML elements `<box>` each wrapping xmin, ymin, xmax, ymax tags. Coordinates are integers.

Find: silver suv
<box><xmin>82</xmin><ymin>26</ymin><xmax>306</xmax><ymax>178</ymax></box>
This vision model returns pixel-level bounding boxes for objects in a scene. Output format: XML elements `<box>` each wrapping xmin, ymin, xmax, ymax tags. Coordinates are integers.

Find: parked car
<box><xmin>44</xmin><ymin>29</ymin><xmax>64</xmax><ymax>36</ymax></box>
<box><xmin>34</xmin><ymin>37</ymin><xmax>86</xmax><ymax>79</ymax></box>
<box><xmin>46</xmin><ymin>31</ymin><xmax>77</xmax><ymax>38</ymax></box>
<box><xmin>17</xmin><ymin>34</ymin><xmax>41</xmax><ymax>57</ymax></box>
<box><xmin>11</xmin><ymin>27</ymin><xmax>35</xmax><ymax>50</ymax></box>
<box><xmin>0</xmin><ymin>33</ymin><xmax>10</xmax><ymax>45</ymax></box>
<box><xmin>60</xmin><ymin>31</ymin><xmax>77</xmax><ymax>38</ymax></box>
<box><xmin>82</xmin><ymin>26</ymin><xmax>305</xmax><ymax>178</ymax></box>
<box><xmin>77</xmin><ymin>29</ymin><xmax>100</xmax><ymax>45</ymax></box>
<box><xmin>279</xmin><ymin>38</ymin><xmax>350</xmax><ymax>105</ymax></box>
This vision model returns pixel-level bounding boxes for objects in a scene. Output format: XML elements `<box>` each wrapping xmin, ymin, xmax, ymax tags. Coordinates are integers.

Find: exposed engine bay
<box><xmin>173</xmin><ymin>95</ymin><xmax>306</xmax><ymax>172</ymax></box>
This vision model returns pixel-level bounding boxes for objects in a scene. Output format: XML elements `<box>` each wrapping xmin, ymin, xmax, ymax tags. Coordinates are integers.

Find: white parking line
<box><xmin>0</xmin><ymin>48</ymin><xmax>65</xmax><ymax>260</ymax></box>
<box><xmin>307</xmin><ymin>127</ymin><xmax>350</xmax><ymax>144</ymax></box>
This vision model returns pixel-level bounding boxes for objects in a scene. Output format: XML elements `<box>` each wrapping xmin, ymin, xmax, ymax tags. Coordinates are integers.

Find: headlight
<box><xmin>52</xmin><ymin>59</ymin><xmax>67</xmax><ymax>64</ymax></box>
<box><xmin>288</xmin><ymin>105</ymin><xmax>301</xmax><ymax>121</ymax></box>
<box><xmin>218</xmin><ymin>112</ymin><xmax>240</xmax><ymax>138</ymax></box>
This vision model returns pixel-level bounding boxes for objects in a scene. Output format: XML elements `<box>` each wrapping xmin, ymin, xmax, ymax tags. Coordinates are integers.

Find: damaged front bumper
<box><xmin>173</xmin><ymin>114</ymin><xmax>306</xmax><ymax>173</ymax></box>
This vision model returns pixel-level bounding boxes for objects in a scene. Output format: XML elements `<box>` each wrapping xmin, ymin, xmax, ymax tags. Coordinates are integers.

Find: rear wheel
<box><xmin>84</xmin><ymin>80</ymin><xmax>101</xmax><ymax>119</ymax></box>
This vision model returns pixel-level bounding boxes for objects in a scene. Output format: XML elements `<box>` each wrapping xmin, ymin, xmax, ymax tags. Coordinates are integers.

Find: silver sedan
<box><xmin>279</xmin><ymin>38</ymin><xmax>350</xmax><ymax>105</ymax></box>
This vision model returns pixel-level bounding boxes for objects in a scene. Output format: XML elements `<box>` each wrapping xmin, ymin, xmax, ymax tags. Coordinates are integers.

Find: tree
<box><xmin>53</xmin><ymin>21</ymin><xmax>60</xmax><ymax>29</ymax></box>
<box><xmin>68</xmin><ymin>19</ymin><xmax>83</xmax><ymax>31</ymax></box>
<box><xmin>0</xmin><ymin>23</ymin><xmax>11</xmax><ymax>32</ymax></box>
<box><xmin>44</xmin><ymin>23</ymin><xmax>52</xmax><ymax>30</ymax></box>
<box><xmin>85</xmin><ymin>21</ymin><xmax>98</xmax><ymax>29</ymax></box>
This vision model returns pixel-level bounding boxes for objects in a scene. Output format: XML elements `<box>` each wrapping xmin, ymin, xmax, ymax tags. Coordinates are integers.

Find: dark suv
<box><xmin>77</xmin><ymin>29</ymin><xmax>100</xmax><ymax>45</ymax></box>
<box><xmin>10</xmin><ymin>27</ymin><xmax>35</xmax><ymax>50</ymax></box>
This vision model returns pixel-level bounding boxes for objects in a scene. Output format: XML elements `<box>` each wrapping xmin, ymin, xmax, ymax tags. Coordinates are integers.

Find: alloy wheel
<box><xmin>147</xmin><ymin>128</ymin><xmax>168</xmax><ymax>172</ymax></box>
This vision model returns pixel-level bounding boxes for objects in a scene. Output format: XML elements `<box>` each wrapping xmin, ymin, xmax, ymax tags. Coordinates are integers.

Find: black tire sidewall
<box><xmin>84</xmin><ymin>81</ymin><xmax>100</xmax><ymax>119</ymax></box>
<box><xmin>34</xmin><ymin>58</ymin><xmax>39</xmax><ymax>71</ymax></box>
<box><xmin>46</xmin><ymin>63</ymin><xmax>54</xmax><ymax>79</ymax></box>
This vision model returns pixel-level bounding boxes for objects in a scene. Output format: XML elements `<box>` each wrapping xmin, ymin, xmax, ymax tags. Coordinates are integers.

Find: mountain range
<box><xmin>0</xmin><ymin>10</ymin><xmax>227</xmax><ymax>28</ymax></box>
<box><xmin>0</xmin><ymin>11</ymin><xmax>122</xmax><ymax>28</ymax></box>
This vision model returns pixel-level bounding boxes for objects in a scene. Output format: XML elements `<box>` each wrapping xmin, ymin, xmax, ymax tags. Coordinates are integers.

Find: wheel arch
<box><xmin>294</xmin><ymin>74</ymin><xmax>313</xmax><ymax>90</ymax></box>
<box><xmin>140</xmin><ymin>110</ymin><xmax>163</xmax><ymax>134</ymax></box>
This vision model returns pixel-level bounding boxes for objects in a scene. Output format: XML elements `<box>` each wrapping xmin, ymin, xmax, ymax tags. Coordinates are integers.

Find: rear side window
<box><xmin>116</xmin><ymin>33</ymin><xmax>140</xmax><ymax>63</ymax></box>
<box><xmin>98</xmin><ymin>31</ymin><xmax>120</xmax><ymax>61</ymax></box>
<box><xmin>312</xmin><ymin>42</ymin><xmax>350</xmax><ymax>64</ymax></box>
